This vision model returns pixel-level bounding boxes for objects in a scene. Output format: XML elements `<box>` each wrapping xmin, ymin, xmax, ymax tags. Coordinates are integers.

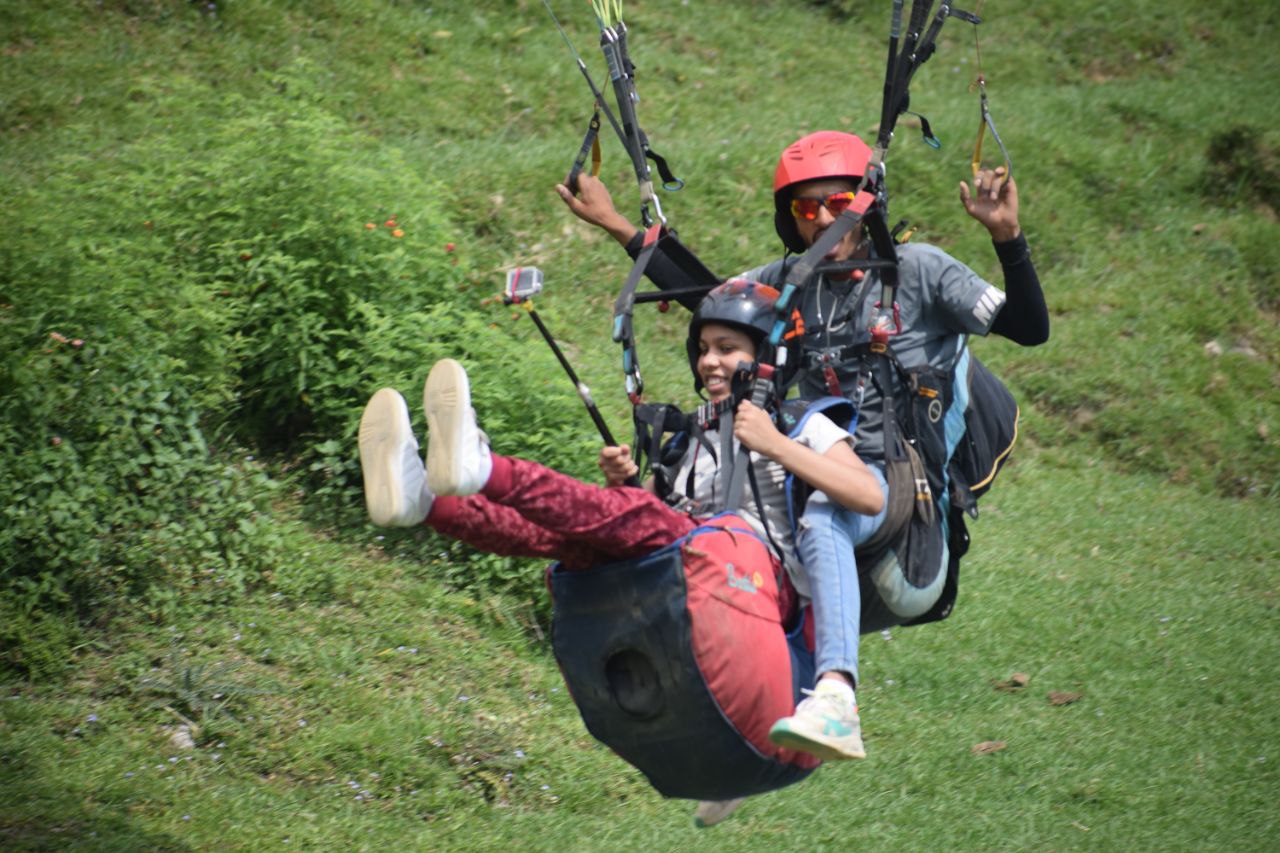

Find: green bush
<box><xmin>0</xmin><ymin>60</ymin><xmax>608</xmax><ymax>630</ymax></box>
<box><xmin>0</xmin><ymin>325</ymin><xmax>283</xmax><ymax>623</ymax></box>
<box><xmin>113</xmin><ymin>66</ymin><xmax>472</xmax><ymax>453</ymax></box>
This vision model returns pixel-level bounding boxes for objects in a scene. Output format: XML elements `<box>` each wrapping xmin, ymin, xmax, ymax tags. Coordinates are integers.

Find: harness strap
<box><xmin>723</xmin><ymin>367</ymin><xmax>777</xmax><ymax>514</ymax></box>
<box><xmin>864</xmin><ymin>207</ymin><xmax>902</xmax><ymax>333</ymax></box>
<box><xmin>543</xmin><ymin>2</ymin><xmax>676</xmax><ymax>226</ymax></box>
<box><xmin>612</xmin><ymin>222</ymin><xmax>663</xmax><ymax>401</ymax></box>
<box><xmin>717</xmin><ymin>405</ymin><xmax>737</xmax><ymax>510</ymax></box>
<box><xmin>632</xmin><ymin>402</ymin><xmax>680</xmax><ymax>496</ymax></box>
<box><xmin>770</xmin><ymin>191</ymin><xmax>878</xmax><ymax>347</ymax></box>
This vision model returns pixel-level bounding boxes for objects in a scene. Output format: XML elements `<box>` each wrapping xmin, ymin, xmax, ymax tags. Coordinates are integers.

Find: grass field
<box><xmin>4</xmin><ymin>458</ymin><xmax>1276</xmax><ymax>849</ymax></box>
<box><xmin>2</xmin><ymin>0</ymin><xmax>1277</xmax><ymax>849</ymax></box>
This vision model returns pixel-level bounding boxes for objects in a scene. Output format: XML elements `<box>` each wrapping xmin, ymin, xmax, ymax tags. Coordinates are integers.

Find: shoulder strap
<box><xmin>770</xmin><ymin>193</ymin><xmax>880</xmax><ymax>347</ymax></box>
<box><xmin>786</xmin><ymin>395</ymin><xmax>858</xmax><ymax>438</ymax></box>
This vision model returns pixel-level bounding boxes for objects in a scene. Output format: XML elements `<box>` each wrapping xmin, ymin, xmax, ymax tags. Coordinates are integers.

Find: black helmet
<box><xmin>686</xmin><ymin>280</ymin><xmax>782</xmax><ymax>393</ymax></box>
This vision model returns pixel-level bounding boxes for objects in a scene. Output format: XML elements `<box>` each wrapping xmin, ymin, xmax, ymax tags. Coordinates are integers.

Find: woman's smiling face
<box><xmin>696</xmin><ymin>322</ymin><xmax>757</xmax><ymax>402</ymax></box>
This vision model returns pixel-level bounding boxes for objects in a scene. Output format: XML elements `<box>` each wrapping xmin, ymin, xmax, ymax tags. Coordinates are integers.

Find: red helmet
<box><xmin>772</xmin><ymin>131</ymin><xmax>874</xmax><ymax>253</ymax></box>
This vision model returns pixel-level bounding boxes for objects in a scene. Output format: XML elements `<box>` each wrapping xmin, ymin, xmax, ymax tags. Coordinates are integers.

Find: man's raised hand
<box><xmin>960</xmin><ymin>166</ymin><xmax>1020</xmax><ymax>243</ymax></box>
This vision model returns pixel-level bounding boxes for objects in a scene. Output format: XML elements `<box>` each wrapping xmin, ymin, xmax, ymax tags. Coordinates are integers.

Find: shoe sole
<box><xmin>768</xmin><ymin>721</ymin><xmax>866</xmax><ymax>762</ymax></box>
<box><xmin>694</xmin><ymin>797</ymin><xmax>746</xmax><ymax>828</ymax></box>
<box><xmin>358</xmin><ymin>388</ymin><xmax>414</xmax><ymax>526</ymax></box>
<box><xmin>424</xmin><ymin>358</ymin><xmax>470</xmax><ymax>496</ymax></box>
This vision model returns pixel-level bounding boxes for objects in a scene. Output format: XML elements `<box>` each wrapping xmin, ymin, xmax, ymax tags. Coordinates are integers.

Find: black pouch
<box><xmin>903</xmin><ymin>364</ymin><xmax>953</xmax><ymax>504</ymax></box>
<box><xmin>948</xmin><ymin>354</ymin><xmax>1019</xmax><ymax>516</ymax></box>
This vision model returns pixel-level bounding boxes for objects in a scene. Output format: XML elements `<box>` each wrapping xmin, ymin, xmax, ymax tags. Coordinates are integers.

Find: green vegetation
<box><xmin>1</xmin><ymin>0</ymin><xmax>1276</xmax><ymax>848</ymax></box>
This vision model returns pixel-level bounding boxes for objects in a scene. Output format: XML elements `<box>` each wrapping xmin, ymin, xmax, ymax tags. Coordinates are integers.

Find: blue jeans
<box><xmin>795</xmin><ymin>464</ymin><xmax>889</xmax><ymax>685</ymax></box>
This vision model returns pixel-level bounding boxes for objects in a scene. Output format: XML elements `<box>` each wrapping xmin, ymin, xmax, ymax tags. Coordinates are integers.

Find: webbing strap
<box><xmin>717</xmin><ymin>406</ymin><xmax>738</xmax><ymax>511</ymax></box>
<box><xmin>543</xmin><ymin>1</ymin><xmax>677</xmax><ymax>225</ymax></box>
<box><xmin>865</xmin><ymin>206</ymin><xmax>902</xmax><ymax>330</ymax></box>
<box><xmin>880</xmin><ymin>0</ymin><xmax>904</xmax><ymax>148</ymax></box>
<box><xmin>613</xmin><ymin>223</ymin><xmax>663</xmax><ymax>324</ymax></box>
<box><xmin>770</xmin><ymin>190</ymin><xmax>878</xmax><ymax>347</ymax></box>
<box><xmin>612</xmin><ymin>223</ymin><xmax>663</xmax><ymax>400</ymax></box>
<box><xmin>632</xmin><ymin>402</ymin><xmax>689</xmax><ymax>497</ymax></box>
<box><xmin>599</xmin><ymin>23</ymin><xmax>668</xmax><ymax>225</ymax></box>
<box><xmin>723</xmin><ymin>373</ymin><xmax>776</xmax><ymax>514</ymax></box>
<box><xmin>646</xmin><ymin>147</ymin><xmax>684</xmax><ymax>191</ymax></box>
<box><xmin>881</xmin><ymin>0</ymin><xmax>934</xmax><ymax>149</ymax></box>
<box><xmin>566</xmin><ymin>110</ymin><xmax>602</xmax><ymax>194</ymax></box>
<box><xmin>601</xmin><ymin>26</ymin><xmax>647</xmax><ymax>182</ymax></box>
<box><xmin>878</xmin><ymin>1</ymin><xmax>978</xmax><ymax>152</ymax></box>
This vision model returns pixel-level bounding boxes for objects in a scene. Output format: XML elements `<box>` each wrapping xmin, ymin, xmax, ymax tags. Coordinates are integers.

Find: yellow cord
<box><xmin>591</xmin><ymin>0</ymin><xmax>623</xmax><ymax>28</ymax></box>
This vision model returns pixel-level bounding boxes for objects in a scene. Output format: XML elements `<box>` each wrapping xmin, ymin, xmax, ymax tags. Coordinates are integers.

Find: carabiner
<box><xmin>971</xmin><ymin>76</ymin><xmax>1012</xmax><ymax>178</ymax></box>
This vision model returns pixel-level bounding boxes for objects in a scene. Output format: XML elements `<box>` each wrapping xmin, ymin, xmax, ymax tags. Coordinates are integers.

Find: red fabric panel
<box><xmin>683</xmin><ymin>515</ymin><xmax>821</xmax><ymax>770</ymax></box>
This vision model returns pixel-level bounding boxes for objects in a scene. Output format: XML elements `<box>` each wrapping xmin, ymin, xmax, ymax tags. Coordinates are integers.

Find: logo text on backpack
<box><xmin>726</xmin><ymin>563</ymin><xmax>762</xmax><ymax>595</ymax></box>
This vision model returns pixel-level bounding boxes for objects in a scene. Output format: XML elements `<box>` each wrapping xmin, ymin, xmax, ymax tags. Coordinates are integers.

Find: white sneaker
<box><xmin>424</xmin><ymin>359</ymin><xmax>492</xmax><ymax>496</ymax></box>
<box><xmin>694</xmin><ymin>797</ymin><xmax>746</xmax><ymax>828</ymax></box>
<box><xmin>358</xmin><ymin>388</ymin><xmax>433</xmax><ymax>526</ymax></box>
<box><xmin>767</xmin><ymin>684</ymin><xmax>865</xmax><ymax>761</ymax></box>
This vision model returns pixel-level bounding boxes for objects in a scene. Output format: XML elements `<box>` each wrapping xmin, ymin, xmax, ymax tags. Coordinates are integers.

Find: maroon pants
<box><xmin>426</xmin><ymin>455</ymin><xmax>696</xmax><ymax>571</ymax></box>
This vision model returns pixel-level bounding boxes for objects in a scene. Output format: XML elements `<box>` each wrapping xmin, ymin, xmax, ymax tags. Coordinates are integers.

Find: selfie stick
<box><xmin>504</xmin><ymin>268</ymin><xmax>622</xmax><ymax>451</ymax></box>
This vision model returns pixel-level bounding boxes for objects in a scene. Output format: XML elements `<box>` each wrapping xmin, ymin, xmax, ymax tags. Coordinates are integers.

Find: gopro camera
<box><xmin>504</xmin><ymin>267</ymin><xmax>544</xmax><ymax>304</ymax></box>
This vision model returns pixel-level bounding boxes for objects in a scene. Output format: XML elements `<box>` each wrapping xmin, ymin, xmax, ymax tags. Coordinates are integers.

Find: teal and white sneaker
<box><xmin>358</xmin><ymin>388</ymin><xmax>433</xmax><ymax>527</ymax></box>
<box><xmin>767</xmin><ymin>683</ymin><xmax>866</xmax><ymax>761</ymax></box>
<box><xmin>694</xmin><ymin>797</ymin><xmax>747</xmax><ymax>828</ymax></box>
<box><xmin>423</xmin><ymin>359</ymin><xmax>492</xmax><ymax>497</ymax></box>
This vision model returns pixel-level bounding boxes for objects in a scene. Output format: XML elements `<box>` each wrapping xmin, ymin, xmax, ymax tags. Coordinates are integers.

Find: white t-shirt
<box><xmin>669</xmin><ymin>411</ymin><xmax>853</xmax><ymax>580</ymax></box>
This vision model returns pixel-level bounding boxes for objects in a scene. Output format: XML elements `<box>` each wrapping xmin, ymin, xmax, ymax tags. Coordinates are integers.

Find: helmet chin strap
<box><xmin>812</xmin><ymin>234</ymin><xmax>872</xmax><ymax>281</ymax></box>
<box><xmin>843</xmin><ymin>235</ymin><xmax>873</xmax><ymax>263</ymax></box>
